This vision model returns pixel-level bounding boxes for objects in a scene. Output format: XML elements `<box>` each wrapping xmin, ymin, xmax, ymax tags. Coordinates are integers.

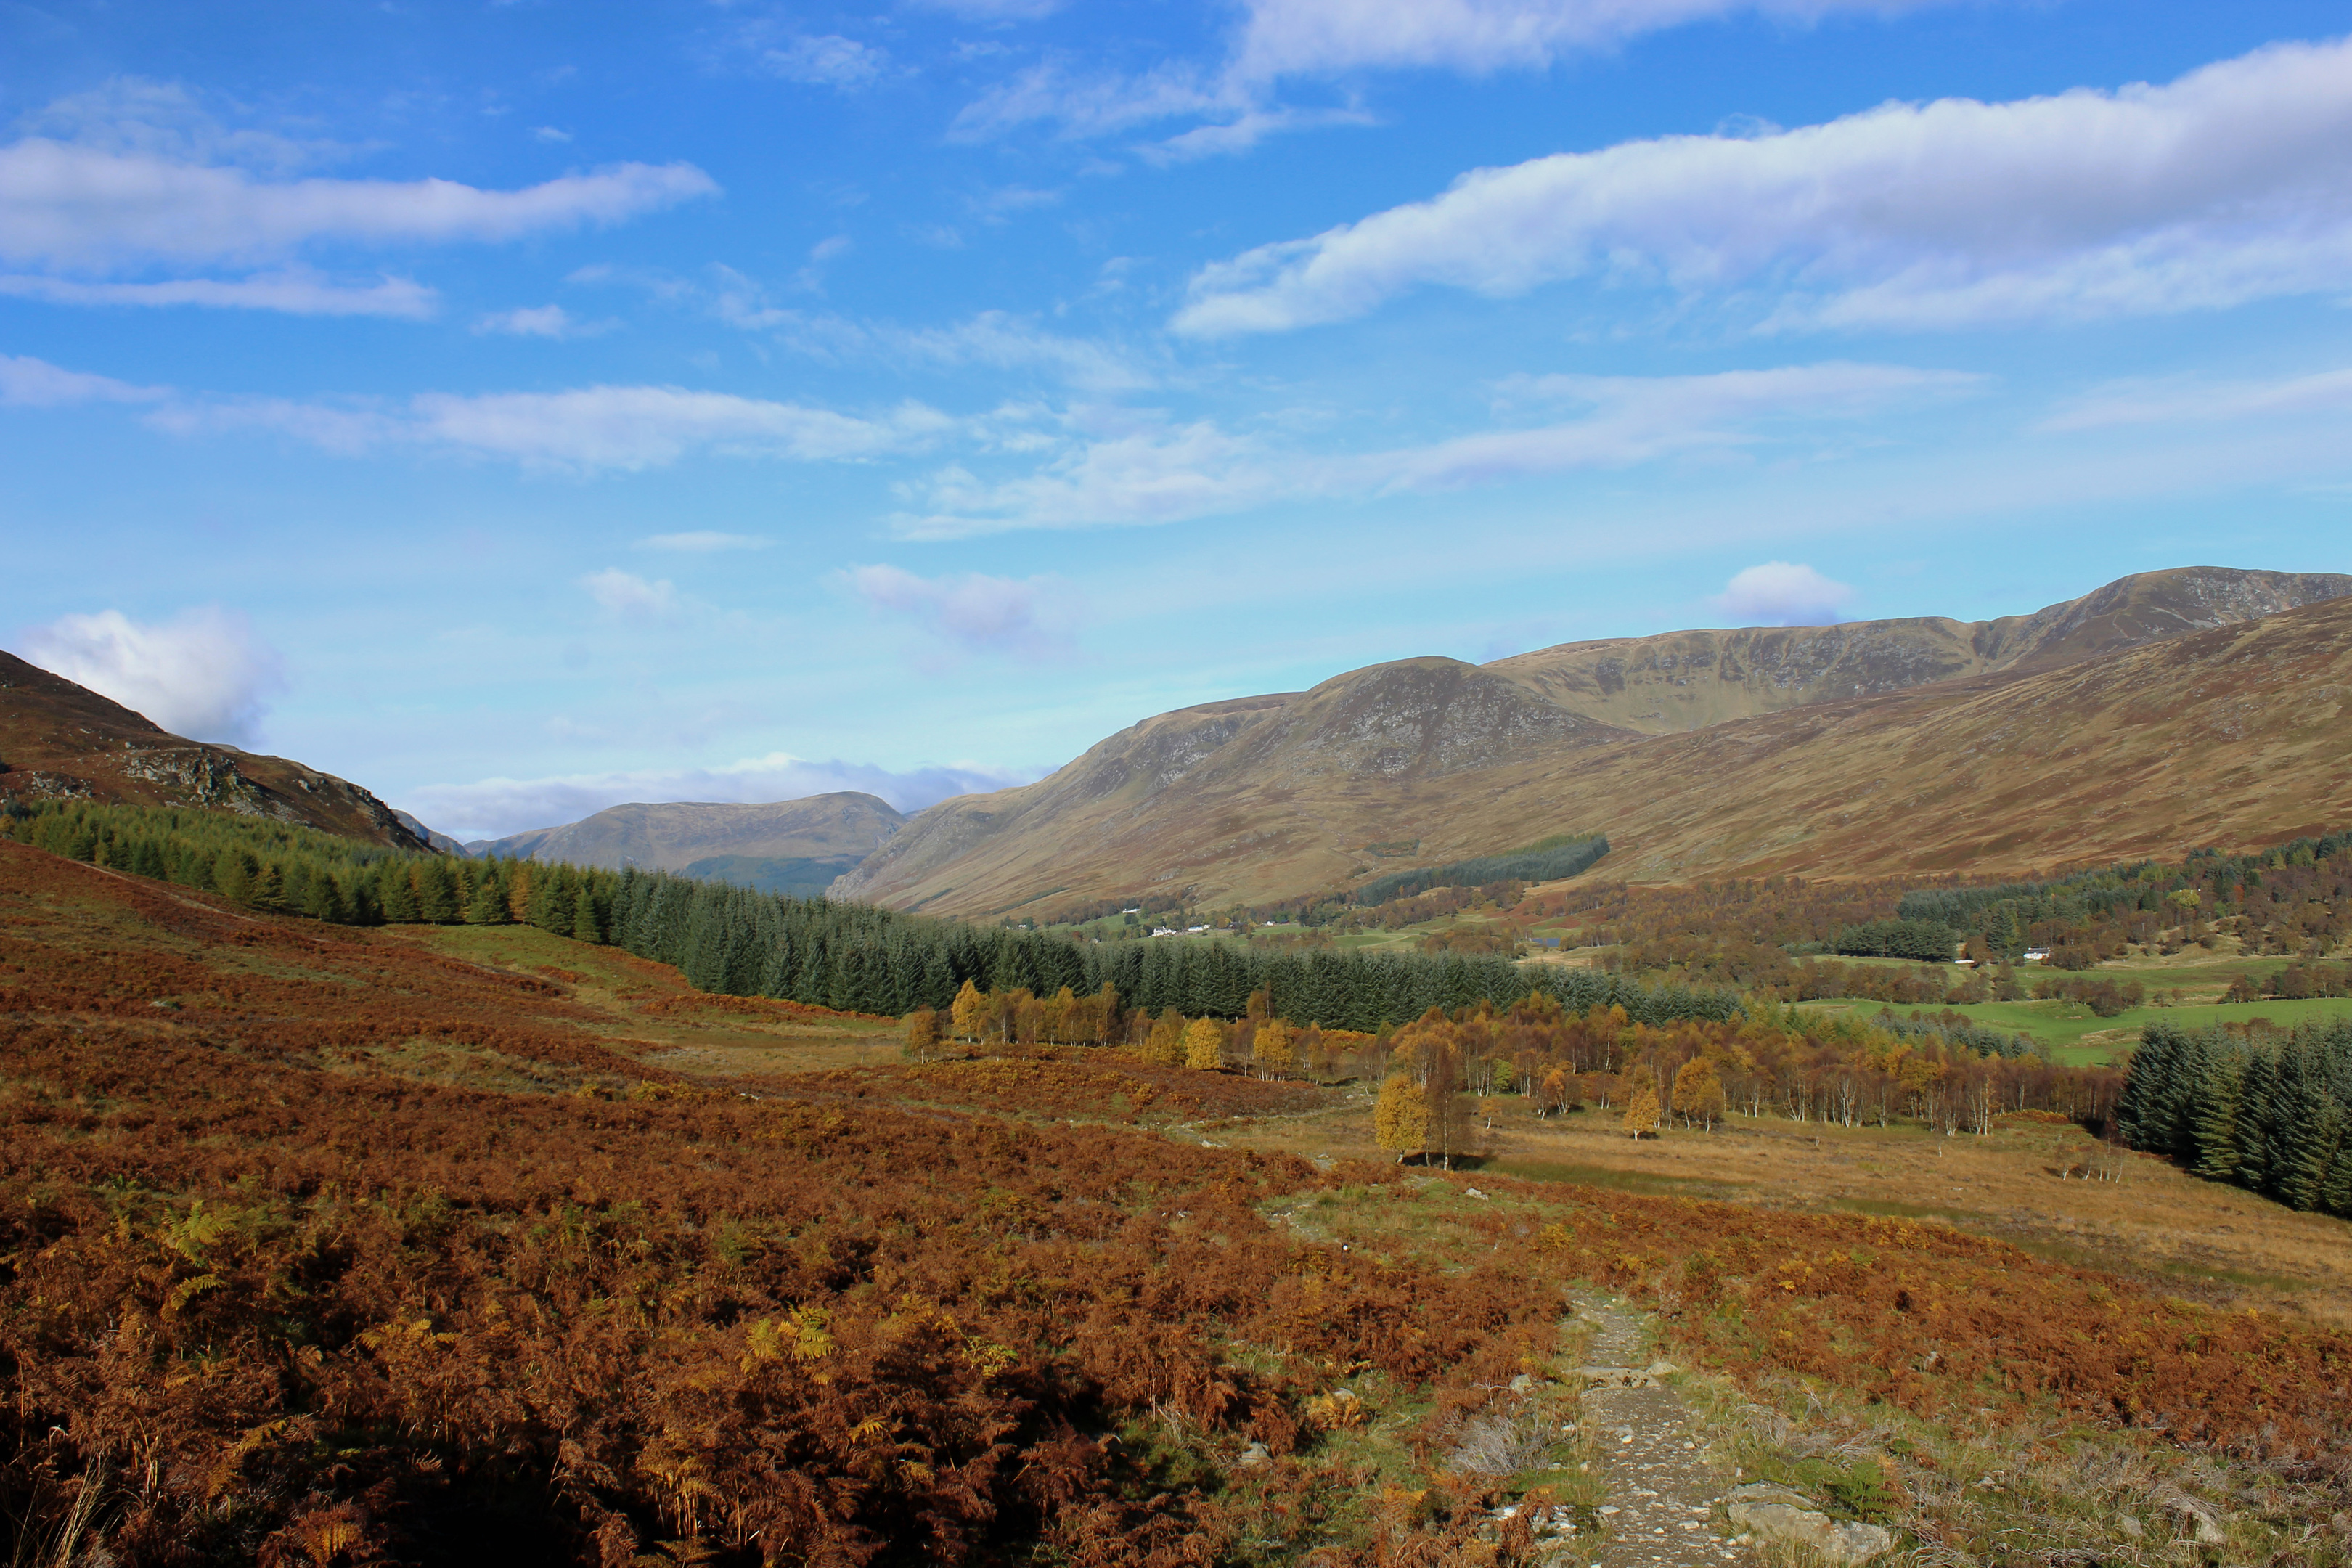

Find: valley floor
<box><xmin>8</xmin><ymin>846</ymin><xmax>2351</xmax><ymax>1567</ymax></box>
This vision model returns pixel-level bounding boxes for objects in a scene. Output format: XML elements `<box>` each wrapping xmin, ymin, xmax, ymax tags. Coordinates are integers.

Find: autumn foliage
<box><xmin>6</xmin><ymin>839</ymin><xmax>2351</xmax><ymax>1567</ymax></box>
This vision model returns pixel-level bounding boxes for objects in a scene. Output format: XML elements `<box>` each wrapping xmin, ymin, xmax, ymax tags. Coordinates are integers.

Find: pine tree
<box><xmin>1183</xmin><ymin>1017</ymin><xmax>1225</xmax><ymax>1071</ymax></box>
<box><xmin>468</xmin><ymin>864</ymin><xmax>510</xmax><ymax>925</ymax></box>
<box><xmin>571</xmin><ymin>886</ymin><xmax>604</xmax><ymax>944</ymax></box>
<box><xmin>415</xmin><ymin>858</ymin><xmax>461</xmax><ymax>923</ymax></box>
<box><xmin>380</xmin><ymin>864</ymin><xmax>420</xmax><ymax>923</ymax></box>
<box><xmin>1374</xmin><ymin>1071</ymin><xmax>1431</xmax><ymax>1164</ymax></box>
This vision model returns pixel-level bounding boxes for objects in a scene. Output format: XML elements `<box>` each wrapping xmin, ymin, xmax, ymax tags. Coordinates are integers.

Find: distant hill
<box><xmin>393</xmin><ymin>810</ymin><xmax>470</xmax><ymax>856</ymax></box>
<box><xmin>0</xmin><ymin>650</ymin><xmax>427</xmax><ymax>852</ymax></box>
<box><xmin>832</xmin><ymin>567</ymin><xmax>2352</xmax><ymax>915</ymax></box>
<box><xmin>469</xmin><ymin>794</ymin><xmax>904</xmax><ymax>894</ymax></box>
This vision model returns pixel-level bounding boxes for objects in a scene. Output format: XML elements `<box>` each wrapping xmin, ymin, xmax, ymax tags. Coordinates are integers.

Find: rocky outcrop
<box><xmin>1724</xmin><ymin>1482</ymin><xmax>1895</xmax><ymax>1566</ymax></box>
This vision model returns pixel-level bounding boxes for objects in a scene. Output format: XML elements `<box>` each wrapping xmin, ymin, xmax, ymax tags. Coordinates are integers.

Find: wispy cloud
<box><xmin>755</xmin><ymin>34</ymin><xmax>891</xmax><ymax>88</ymax></box>
<box><xmin>0</xmin><ymin>78</ymin><xmax>716</xmax><ymax>317</ymax></box>
<box><xmin>1175</xmin><ymin>36</ymin><xmax>2352</xmax><ymax>335</ymax></box>
<box><xmin>2041</xmin><ymin>367</ymin><xmax>2352</xmax><ymax>432</ymax></box>
<box><xmin>0</xmin><ymin>142</ymin><xmax>717</xmax><ymax>270</ymax></box>
<box><xmin>473</xmin><ymin>303</ymin><xmax>614</xmax><ymax>338</ymax></box>
<box><xmin>1226</xmin><ymin>0</ymin><xmax>1953</xmax><ymax>83</ymax></box>
<box><xmin>0</xmin><ymin>352</ymin><xmax>168</xmax><ymax>407</ymax></box>
<box><xmin>163</xmin><ymin>383</ymin><xmax>957</xmax><ymax>474</ymax></box>
<box><xmin>400</xmin><ymin>754</ymin><xmax>1044</xmax><ymax>841</ymax></box>
<box><xmin>948</xmin><ymin>0</ymin><xmax>1955</xmax><ymax>154</ymax></box>
<box><xmin>0</xmin><ymin>269</ymin><xmax>437</xmax><ymax>317</ymax></box>
<box><xmin>12</xmin><ymin>605</ymin><xmax>285</xmax><ymax>744</ymax></box>
<box><xmin>893</xmin><ymin>362</ymin><xmax>1980</xmax><ymax>536</ymax></box>
<box><xmin>847</xmin><ymin>564</ymin><xmax>1078</xmax><ymax>661</ymax></box>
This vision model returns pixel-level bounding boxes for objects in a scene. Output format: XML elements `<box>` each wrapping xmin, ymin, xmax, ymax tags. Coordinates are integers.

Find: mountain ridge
<box><xmin>832</xmin><ymin>566</ymin><xmax>2352</xmax><ymax>914</ymax></box>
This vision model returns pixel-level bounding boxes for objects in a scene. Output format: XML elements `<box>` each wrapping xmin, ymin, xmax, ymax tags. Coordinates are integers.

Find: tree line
<box><xmin>2116</xmin><ymin>1018</ymin><xmax>2352</xmax><ymax>1217</ymax></box>
<box><xmin>4</xmin><ymin>800</ymin><xmax>1723</xmax><ymax>1030</ymax></box>
<box><xmin>1350</xmin><ymin>832</ymin><xmax>1608</xmax><ymax>907</ymax></box>
<box><xmin>1899</xmin><ymin>830</ymin><xmax>2352</xmax><ymax>963</ymax></box>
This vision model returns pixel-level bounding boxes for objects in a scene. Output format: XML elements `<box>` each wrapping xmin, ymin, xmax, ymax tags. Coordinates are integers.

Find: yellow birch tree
<box><xmin>1375</xmin><ymin>1071</ymin><xmax>1431</xmax><ymax>1164</ymax></box>
<box><xmin>1183</xmin><ymin>1017</ymin><xmax>1225</xmax><ymax>1071</ymax></box>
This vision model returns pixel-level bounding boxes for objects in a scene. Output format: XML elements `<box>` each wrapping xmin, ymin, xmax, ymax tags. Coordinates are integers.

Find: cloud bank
<box><xmin>1712</xmin><ymin>562</ymin><xmax>1855</xmax><ymax>626</ymax></box>
<box><xmin>1176</xmin><ymin>36</ymin><xmax>2352</xmax><ymax>335</ymax></box>
<box><xmin>15</xmin><ymin>605</ymin><xmax>285</xmax><ymax>744</ymax></box>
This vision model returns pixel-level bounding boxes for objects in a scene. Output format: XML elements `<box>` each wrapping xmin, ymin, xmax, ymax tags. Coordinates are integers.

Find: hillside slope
<box><xmin>1486</xmin><ymin>564</ymin><xmax>2351</xmax><ymax>734</ymax></box>
<box><xmin>471</xmin><ymin>793</ymin><xmax>904</xmax><ymax>893</ymax></box>
<box><xmin>0</xmin><ymin>650</ymin><xmax>426</xmax><ymax>851</ymax></box>
<box><xmin>836</xmin><ymin>571</ymin><xmax>2352</xmax><ymax>914</ymax></box>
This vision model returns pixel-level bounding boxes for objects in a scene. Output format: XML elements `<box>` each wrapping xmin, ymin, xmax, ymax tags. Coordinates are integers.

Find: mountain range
<box><xmin>830</xmin><ymin>566</ymin><xmax>2352</xmax><ymax>914</ymax></box>
<box><xmin>7</xmin><ymin>565</ymin><xmax>2346</xmax><ymax>911</ymax></box>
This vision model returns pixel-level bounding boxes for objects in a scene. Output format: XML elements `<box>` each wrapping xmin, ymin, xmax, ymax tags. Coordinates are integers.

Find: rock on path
<box><xmin>1571</xmin><ymin>1296</ymin><xmax>1745</xmax><ymax>1568</ymax></box>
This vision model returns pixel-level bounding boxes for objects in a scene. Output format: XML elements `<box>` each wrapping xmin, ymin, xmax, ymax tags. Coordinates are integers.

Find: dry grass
<box><xmin>1223</xmin><ymin>1087</ymin><xmax>2352</xmax><ymax>1328</ymax></box>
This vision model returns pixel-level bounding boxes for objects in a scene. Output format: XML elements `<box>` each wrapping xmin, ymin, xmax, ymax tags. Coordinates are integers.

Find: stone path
<box><xmin>1570</xmin><ymin>1296</ymin><xmax>1744</xmax><ymax>1568</ymax></box>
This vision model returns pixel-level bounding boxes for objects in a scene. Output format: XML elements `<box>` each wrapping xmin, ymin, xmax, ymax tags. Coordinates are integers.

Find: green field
<box><xmin>1797</xmin><ymin>994</ymin><xmax>2352</xmax><ymax>1065</ymax></box>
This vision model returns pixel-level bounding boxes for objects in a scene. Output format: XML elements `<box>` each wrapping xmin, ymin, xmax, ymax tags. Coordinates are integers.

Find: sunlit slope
<box><xmin>838</xmin><ymin>587</ymin><xmax>2352</xmax><ymax>915</ymax></box>
<box><xmin>0</xmin><ymin>651</ymin><xmax>426</xmax><ymax>851</ymax></box>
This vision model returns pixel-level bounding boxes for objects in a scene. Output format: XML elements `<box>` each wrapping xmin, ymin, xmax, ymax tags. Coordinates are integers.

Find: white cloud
<box><xmin>0</xmin><ymin>142</ymin><xmax>719</xmax><ymax>271</ymax></box>
<box><xmin>14</xmin><ymin>605</ymin><xmax>285</xmax><ymax>744</ymax></box>
<box><xmin>1175</xmin><ymin>36</ymin><xmax>2352</xmax><ymax>336</ymax></box>
<box><xmin>896</xmin><ymin>362</ymin><xmax>1977</xmax><ymax>535</ymax></box>
<box><xmin>756</xmin><ymin>35</ymin><xmax>889</xmax><ymax>88</ymax></box>
<box><xmin>0</xmin><ymin>270</ymin><xmax>436</xmax><ymax>317</ymax></box>
<box><xmin>2041</xmin><ymin>367</ymin><xmax>2352</xmax><ymax>432</ymax></box>
<box><xmin>1227</xmin><ymin>0</ymin><xmax>1948</xmax><ymax>82</ymax></box>
<box><xmin>1712</xmin><ymin>561</ymin><xmax>1855</xmax><ymax>626</ymax></box>
<box><xmin>15</xmin><ymin>77</ymin><xmax>330</xmax><ymax>173</ymax></box>
<box><xmin>532</xmin><ymin>126</ymin><xmax>573</xmax><ymax>144</ymax></box>
<box><xmin>399</xmin><ymin>754</ymin><xmax>1042</xmax><ymax>841</ymax></box>
<box><xmin>169</xmin><ymin>383</ymin><xmax>956</xmax><ymax>473</ymax></box>
<box><xmin>473</xmin><ymin>303</ymin><xmax>613</xmax><ymax>338</ymax></box>
<box><xmin>767</xmin><ymin>308</ymin><xmax>1153</xmax><ymax>392</ymax></box>
<box><xmin>1388</xmin><ymin>362</ymin><xmax>1981</xmax><ymax>489</ymax></box>
<box><xmin>950</xmin><ymin>60</ymin><xmax>1233</xmax><ymax>142</ymax></box>
<box><xmin>637</xmin><ymin>531</ymin><xmax>772</xmax><ymax>552</ymax></box>
<box><xmin>848</xmin><ymin>564</ymin><xmax>1077</xmax><ymax>659</ymax></box>
<box><xmin>1143</xmin><ymin>105</ymin><xmax>1379</xmax><ymax>163</ymax></box>
<box><xmin>948</xmin><ymin>0</ymin><xmax>1951</xmax><ymax>150</ymax></box>
<box><xmin>0</xmin><ymin>352</ymin><xmax>167</xmax><ymax>407</ymax></box>
<box><xmin>579</xmin><ymin>568</ymin><xmax>679</xmax><ymax>618</ymax></box>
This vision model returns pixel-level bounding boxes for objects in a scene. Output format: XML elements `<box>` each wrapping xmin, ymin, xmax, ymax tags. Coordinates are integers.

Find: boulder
<box><xmin>1724</xmin><ymin>1482</ymin><xmax>1894</xmax><ymax>1567</ymax></box>
<box><xmin>1572</xmin><ymin>1365</ymin><xmax>1659</xmax><ymax>1387</ymax></box>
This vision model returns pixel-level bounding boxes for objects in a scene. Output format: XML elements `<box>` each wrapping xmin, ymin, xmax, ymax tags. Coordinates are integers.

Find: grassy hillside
<box><xmin>0</xmin><ymin>650</ymin><xmax>425</xmax><ymax>851</ymax></box>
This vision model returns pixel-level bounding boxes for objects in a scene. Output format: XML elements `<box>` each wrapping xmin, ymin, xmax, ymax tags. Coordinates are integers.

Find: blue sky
<box><xmin>4</xmin><ymin>0</ymin><xmax>2350</xmax><ymax>840</ymax></box>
